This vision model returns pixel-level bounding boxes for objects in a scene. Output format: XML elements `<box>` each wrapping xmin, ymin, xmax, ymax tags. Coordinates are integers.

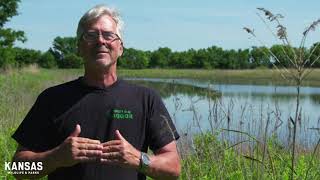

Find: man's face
<box><xmin>78</xmin><ymin>15</ymin><xmax>123</xmax><ymax>69</ymax></box>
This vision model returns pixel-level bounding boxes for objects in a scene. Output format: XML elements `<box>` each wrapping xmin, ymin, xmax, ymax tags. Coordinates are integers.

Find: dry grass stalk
<box><xmin>244</xmin><ymin>7</ymin><xmax>320</xmax><ymax>180</ymax></box>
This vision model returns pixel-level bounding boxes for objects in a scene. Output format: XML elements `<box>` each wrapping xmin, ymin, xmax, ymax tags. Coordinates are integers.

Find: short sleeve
<box><xmin>12</xmin><ymin>91</ymin><xmax>54</xmax><ymax>151</ymax></box>
<box><xmin>147</xmin><ymin>91</ymin><xmax>179</xmax><ymax>152</ymax></box>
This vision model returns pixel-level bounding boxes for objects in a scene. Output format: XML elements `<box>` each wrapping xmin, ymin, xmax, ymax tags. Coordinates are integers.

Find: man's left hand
<box><xmin>101</xmin><ymin>130</ymin><xmax>141</xmax><ymax>169</ymax></box>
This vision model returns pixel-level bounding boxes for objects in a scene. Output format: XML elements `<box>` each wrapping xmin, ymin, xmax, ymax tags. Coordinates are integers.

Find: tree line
<box><xmin>1</xmin><ymin>36</ymin><xmax>320</xmax><ymax>69</ymax></box>
<box><xmin>1</xmin><ymin>0</ymin><xmax>320</xmax><ymax>70</ymax></box>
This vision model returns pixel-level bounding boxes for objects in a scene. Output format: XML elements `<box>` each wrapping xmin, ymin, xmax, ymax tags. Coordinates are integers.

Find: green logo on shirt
<box><xmin>112</xmin><ymin>109</ymin><xmax>133</xmax><ymax>120</ymax></box>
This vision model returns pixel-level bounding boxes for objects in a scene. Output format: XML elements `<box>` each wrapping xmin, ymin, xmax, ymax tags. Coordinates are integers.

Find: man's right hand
<box><xmin>53</xmin><ymin>124</ymin><xmax>103</xmax><ymax>168</ymax></box>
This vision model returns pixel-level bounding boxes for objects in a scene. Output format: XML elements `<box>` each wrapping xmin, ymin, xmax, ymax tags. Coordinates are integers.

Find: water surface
<box><xmin>127</xmin><ymin>78</ymin><xmax>320</xmax><ymax>147</ymax></box>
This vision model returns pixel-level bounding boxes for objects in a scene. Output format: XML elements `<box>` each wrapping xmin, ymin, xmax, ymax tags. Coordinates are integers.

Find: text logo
<box><xmin>112</xmin><ymin>109</ymin><xmax>133</xmax><ymax>120</ymax></box>
<box><xmin>4</xmin><ymin>161</ymin><xmax>43</xmax><ymax>175</ymax></box>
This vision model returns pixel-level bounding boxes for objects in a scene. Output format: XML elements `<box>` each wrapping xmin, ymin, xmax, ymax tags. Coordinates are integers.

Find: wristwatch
<box><xmin>139</xmin><ymin>152</ymin><xmax>151</xmax><ymax>173</ymax></box>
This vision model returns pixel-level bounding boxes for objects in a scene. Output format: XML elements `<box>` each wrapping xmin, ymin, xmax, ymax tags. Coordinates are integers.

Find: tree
<box><xmin>250</xmin><ymin>46</ymin><xmax>270</xmax><ymax>68</ymax></box>
<box><xmin>0</xmin><ymin>47</ymin><xmax>15</xmax><ymax>68</ymax></box>
<box><xmin>51</xmin><ymin>36</ymin><xmax>78</xmax><ymax>60</ymax></box>
<box><xmin>192</xmin><ymin>48</ymin><xmax>210</xmax><ymax>69</ymax></box>
<box><xmin>119</xmin><ymin>48</ymin><xmax>149</xmax><ymax>69</ymax></box>
<box><xmin>38</xmin><ymin>51</ymin><xmax>57</xmax><ymax>68</ymax></box>
<box><xmin>206</xmin><ymin>46</ymin><xmax>224</xmax><ymax>69</ymax></box>
<box><xmin>237</xmin><ymin>49</ymin><xmax>250</xmax><ymax>69</ymax></box>
<box><xmin>0</xmin><ymin>0</ymin><xmax>26</xmax><ymax>48</ymax></box>
<box><xmin>0</xmin><ymin>0</ymin><xmax>26</xmax><ymax>68</ymax></box>
<box><xmin>49</xmin><ymin>36</ymin><xmax>84</xmax><ymax>68</ymax></box>
<box><xmin>58</xmin><ymin>53</ymin><xmax>83</xmax><ymax>68</ymax></box>
<box><xmin>149</xmin><ymin>47</ymin><xmax>171</xmax><ymax>68</ymax></box>
<box><xmin>270</xmin><ymin>44</ymin><xmax>295</xmax><ymax>68</ymax></box>
<box><xmin>13</xmin><ymin>47</ymin><xmax>42</xmax><ymax>67</ymax></box>
<box><xmin>309</xmin><ymin>42</ymin><xmax>320</xmax><ymax>67</ymax></box>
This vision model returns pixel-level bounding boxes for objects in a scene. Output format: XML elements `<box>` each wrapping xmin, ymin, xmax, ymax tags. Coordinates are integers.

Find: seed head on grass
<box><xmin>303</xmin><ymin>19</ymin><xmax>320</xmax><ymax>36</ymax></box>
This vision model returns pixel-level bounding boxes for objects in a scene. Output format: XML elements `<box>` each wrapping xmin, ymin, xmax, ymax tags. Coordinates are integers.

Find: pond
<box><xmin>127</xmin><ymin>78</ymin><xmax>320</xmax><ymax>148</ymax></box>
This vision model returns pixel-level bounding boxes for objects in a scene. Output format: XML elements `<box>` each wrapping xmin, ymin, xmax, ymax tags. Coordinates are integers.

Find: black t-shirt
<box><xmin>12</xmin><ymin>77</ymin><xmax>179</xmax><ymax>180</ymax></box>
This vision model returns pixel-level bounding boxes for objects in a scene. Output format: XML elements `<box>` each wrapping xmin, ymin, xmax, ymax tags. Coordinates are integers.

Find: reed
<box><xmin>244</xmin><ymin>8</ymin><xmax>320</xmax><ymax>179</ymax></box>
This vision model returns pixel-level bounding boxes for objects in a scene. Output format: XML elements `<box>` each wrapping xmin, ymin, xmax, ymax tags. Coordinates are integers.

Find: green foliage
<box><xmin>13</xmin><ymin>47</ymin><xmax>41</xmax><ymax>67</ymax></box>
<box><xmin>2</xmin><ymin>33</ymin><xmax>318</xmax><ymax>70</ymax></box>
<box><xmin>0</xmin><ymin>28</ymin><xmax>26</xmax><ymax>48</ymax></box>
<box><xmin>150</xmin><ymin>47</ymin><xmax>171</xmax><ymax>68</ymax></box>
<box><xmin>0</xmin><ymin>0</ymin><xmax>19</xmax><ymax>27</ymax></box>
<box><xmin>181</xmin><ymin>132</ymin><xmax>320</xmax><ymax>179</ymax></box>
<box><xmin>310</xmin><ymin>42</ymin><xmax>320</xmax><ymax>67</ymax></box>
<box><xmin>0</xmin><ymin>47</ymin><xmax>16</xmax><ymax>68</ymax></box>
<box><xmin>0</xmin><ymin>128</ymin><xmax>18</xmax><ymax>180</ymax></box>
<box><xmin>0</xmin><ymin>0</ymin><xmax>26</xmax><ymax>48</ymax></box>
<box><xmin>51</xmin><ymin>36</ymin><xmax>78</xmax><ymax>60</ymax></box>
<box><xmin>48</xmin><ymin>36</ymin><xmax>84</xmax><ymax>68</ymax></box>
<box><xmin>38</xmin><ymin>51</ymin><xmax>57</xmax><ymax>68</ymax></box>
<box><xmin>250</xmin><ymin>46</ymin><xmax>270</xmax><ymax>68</ymax></box>
<box><xmin>119</xmin><ymin>48</ymin><xmax>149</xmax><ymax>69</ymax></box>
<box><xmin>192</xmin><ymin>49</ymin><xmax>211</xmax><ymax>69</ymax></box>
<box><xmin>0</xmin><ymin>0</ymin><xmax>26</xmax><ymax>69</ymax></box>
<box><xmin>58</xmin><ymin>53</ymin><xmax>83</xmax><ymax>68</ymax></box>
<box><xmin>270</xmin><ymin>45</ymin><xmax>295</xmax><ymax>68</ymax></box>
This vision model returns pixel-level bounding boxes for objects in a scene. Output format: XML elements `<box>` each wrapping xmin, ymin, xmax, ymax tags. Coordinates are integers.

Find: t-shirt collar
<box><xmin>77</xmin><ymin>76</ymin><xmax>122</xmax><ymax>91</ymax></box>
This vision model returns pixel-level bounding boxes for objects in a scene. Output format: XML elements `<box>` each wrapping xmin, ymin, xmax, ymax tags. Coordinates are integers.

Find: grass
<box><xmin>180</xmin><ymin>132</ymin><xmax>320</xmax><ymax>179</ymax></box>
<box><xmin>0</xmin><ymin>68</ymin><xmax>82</xmax><ymax>179</ymax></box>
<box><xmin>0</xmin><ymin>67</ymin><xmax>320</xmax><ymax>179</ymax></box>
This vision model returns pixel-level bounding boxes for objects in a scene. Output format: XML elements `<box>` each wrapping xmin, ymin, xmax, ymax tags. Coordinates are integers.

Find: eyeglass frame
<box><xmin>81</xmin><ymin>30</ymin><xmax>123</xmax><ymax>45</ymax></box>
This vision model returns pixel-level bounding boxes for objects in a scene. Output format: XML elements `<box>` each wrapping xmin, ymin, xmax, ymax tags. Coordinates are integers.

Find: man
<box><xmin>12</xmin><ymin>4</ymin><xmax>181</xmax><ymax>180</ymax></box>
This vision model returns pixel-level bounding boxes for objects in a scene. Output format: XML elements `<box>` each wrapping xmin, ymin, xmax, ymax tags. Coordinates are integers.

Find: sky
<box><xmin>5</xmin><ymin>0</ymin><xmax>320</xmax><ymax>52</ymax></box>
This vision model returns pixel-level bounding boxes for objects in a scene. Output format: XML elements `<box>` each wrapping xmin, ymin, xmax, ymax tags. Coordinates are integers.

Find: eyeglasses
<box><xmin>82</xmin><ymin>30</ymin><xmax>121</xmax><ymax>43</ymax></box>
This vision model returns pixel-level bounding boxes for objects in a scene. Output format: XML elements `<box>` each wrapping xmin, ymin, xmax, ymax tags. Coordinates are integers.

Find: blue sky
<box><xmin>6</xmin><ymin>0</ymin><xmax>320</xmax><ymax>52</ymax></box>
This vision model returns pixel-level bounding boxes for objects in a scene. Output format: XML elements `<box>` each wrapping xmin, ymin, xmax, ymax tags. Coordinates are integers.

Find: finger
<box><xmin>75</xmin><ymin>156</ymin><xmax>100</xmax><ymax>163</ymax></box>
<box><xmin>115</xmin><ymin>130</ymin><xmax>125</xmax><ymax>141</ymax></box>
<box><xmin>78</xmin><ymin>143</ymin><xmax>103</xmax><ymax>150</ymax></box>
<box><xmin>77</xmin><ymin>149</ymin><xmax>102</xmax><ymax>157</ymax></box>
<box><xmin>102</xmin><ymin>145</ymin><xmax>122</xmax><ymax>153</ymax></box>
<box><xmin>102</xmin><ymin>140</ymin><xmax>122</xmax><ymax>146</ymax></box>
<box><xmin>101</xmin><ymin>152</ymin><xmax>120</xmax><ymax>160</ymax></box>
<box><xmin>70</xmin><ymin>124</ymin><xmax>81</xmax><ymax>137</ymax></box>
<box><xmin>100</xmin><ymin>158</ymin><xmax>121</xmax><ymax>164</ymax></box>
<box><xmin>76</xmin><ymin>137</ymin><xmax>101</xmax><ymax>144</ymax></box>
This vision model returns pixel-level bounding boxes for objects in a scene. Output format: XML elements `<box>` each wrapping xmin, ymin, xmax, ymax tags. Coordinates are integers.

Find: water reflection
<box><xmin>127</xmin><ymin>78</ymin><xmax>320</xmax><ymax>147</ymax></box>
<box><xmin>127</xmin><ymin>80</ymin><xmax>220</xmax><ymax>99</ymax></box>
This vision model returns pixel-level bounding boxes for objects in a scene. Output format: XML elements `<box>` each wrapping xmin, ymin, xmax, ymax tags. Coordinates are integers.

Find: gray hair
<box><xmin>76</xmin><ymin>4</ymin><xmax>124</xmax><ymax>41</ymax></box>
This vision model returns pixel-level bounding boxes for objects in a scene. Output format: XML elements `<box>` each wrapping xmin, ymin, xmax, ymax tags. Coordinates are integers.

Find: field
<box><xmin>0</xmin><ymin>68</ymin><xmax>319</xmax><ymax>179</ymax></box>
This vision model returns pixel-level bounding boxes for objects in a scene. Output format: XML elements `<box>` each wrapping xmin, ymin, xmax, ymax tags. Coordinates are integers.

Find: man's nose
<box><xmin>97</xmin><ymin>35</ymin><xmax>107</xmax><ymax>45</ymax></box>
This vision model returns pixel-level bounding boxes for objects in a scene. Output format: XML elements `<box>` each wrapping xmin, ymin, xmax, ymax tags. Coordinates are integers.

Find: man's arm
<box><xmin>144</xmin><ymin>141</ymin><xmax>181</xmax><ymax>179</ymax></box>
<box><xmin>12</xmin><ymin>124</ymin><xmax>102</xmax><ymax>179</ymax></box>
<box><xmin>101</xmin><ymin>130</ymin><xmax>181</xmax><ymax>180</ymax></box>
<box><xmin>13</xmin><ymin>145</ymin><xmax>61</xmax><ymax>179</ymax></box>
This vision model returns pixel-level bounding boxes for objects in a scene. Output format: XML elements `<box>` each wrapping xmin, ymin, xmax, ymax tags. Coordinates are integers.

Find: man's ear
<box><xmin>77</xmin><ymin>41</ymin><xmax>82</xmax><ymax>56</ymax></box>
<box><xmin>118</xmin><ymin>44</ymin><xmax>123</xmax><ymax>57</ymax></box>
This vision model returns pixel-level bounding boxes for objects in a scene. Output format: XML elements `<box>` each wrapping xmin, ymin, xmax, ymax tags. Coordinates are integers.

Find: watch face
<box><xmin>142</xmin><ymin>153</ymin><xmax>151</xmax><ymax>166</ymax></box>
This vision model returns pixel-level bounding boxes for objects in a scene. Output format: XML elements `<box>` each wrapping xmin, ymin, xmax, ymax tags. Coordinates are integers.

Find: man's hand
<box><xmin>53</xmin><ymin>124</ymin><xmax>103</xmax><ymax>168</ymax></box>
<box><xmin>101</xmin><ymin>130</ymin><xmax>141</xmax><ymax>169</ymax></box>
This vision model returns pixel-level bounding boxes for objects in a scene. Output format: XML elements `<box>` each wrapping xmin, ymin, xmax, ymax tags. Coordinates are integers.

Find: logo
<box><xmin>112</xmin><ymin>109</ymin><xmax>133</xmax><ymax>120</ymax></box>
<box><xmin>4</xmin><ymin>161</ymin><xmax>43</xmax><ymax>175</ymax></box>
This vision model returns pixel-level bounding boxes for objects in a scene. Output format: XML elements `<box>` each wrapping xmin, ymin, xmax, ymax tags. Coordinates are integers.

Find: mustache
<box><xmin>95</xmin><ymin>43</ymin><xmax>111</xmax><ymax>53</ymax></box>
<box><xmin>95</xmin><ymin>48</ymin><xmax>110</xmax><ymax>53</ymax></box>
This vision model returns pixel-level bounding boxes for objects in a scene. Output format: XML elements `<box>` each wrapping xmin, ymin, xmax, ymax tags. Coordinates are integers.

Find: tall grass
<box><xmin>179</xmin><ymin>132</ymin><xmax>320</xmax><ymax>179</ymax></box>
<box><xmin>0</xmin><ymin>68</ymin><xmax>82</xmax><ymax>179</ymax></box>
<box><xmin>244</xmin><ymin>8</ymin><xmax>320</xmax><ymax>179</ymax></box>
